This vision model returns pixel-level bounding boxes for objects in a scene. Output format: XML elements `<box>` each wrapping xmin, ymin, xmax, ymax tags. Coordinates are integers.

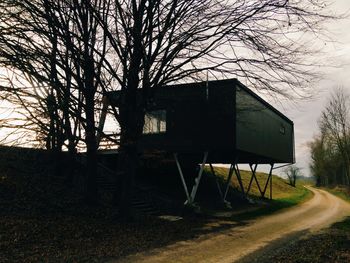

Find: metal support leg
<box><xmin>247</xmin><ymin>164</ymin><xmax>263</xmax><ymax>196</ymax></box>
<box><xmin>188</xmin><ymin>151</ymin><xmax>208</xmax><ymax>205</ymax></box>
<box><xmin>209</xmin><ymin>163</ymin><xmax>223</xmax><ymax>199</ymax></box>
<box><xmin>174</xmin><ymin>153</ymin><xmax>190</xmax><ymax>203</ymax></box>
<box><xmin>270</xmin><ymin>164</ymin><xmax>274</xmax><ymax>200</ymax></box>
<box><xmin>262</xmin><ymin>164</ymin><xmax>274</xmax><ymax>198</ymax></box>
<box><xmin>234</xmin><ymin>164</ymin><xmax>245</xmax><ymax>196</ymax></box>
<box><xmin>223</xmin><ymin>164</ymin><xmax>234</xmax><ymax>201</ymax></box>
<box><xmin>246</xmin><ymin>164</ymin><xmax>257</xmax><ymax>195</ymax></box>
<box><xmin>174</xmin><ymin>152</ymin><xmax>208</xmax><ymax>206</ymax></box>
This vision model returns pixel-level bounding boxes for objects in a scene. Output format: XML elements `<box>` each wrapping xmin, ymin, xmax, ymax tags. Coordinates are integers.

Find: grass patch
<box><xmin>208</xmin><ymin>167</ymin><xmax>313</xmax><ymax>220</ymax></box>
<box><xmin>273</xmin><ymin>182</ymin><xmax>313</xmax><ymax>207</ymax></box>
<box><xmin>234</xmin><ymin>184</ymin><xmax>312</xmax><ymax>221</ymax></box>
<box><xmin>211</xmin><ymin>166</ymin><xmax>311</xmax><ymax>200</ymax></box>
<box><xmin>333</xmin><ymin>217</ymin><xmax>350</xmax><ymax>231</ymax></box>
<box><xmin>323</xmin><ymin>186</ymin><xmax>350</xmax><ymax>202</ymax></box>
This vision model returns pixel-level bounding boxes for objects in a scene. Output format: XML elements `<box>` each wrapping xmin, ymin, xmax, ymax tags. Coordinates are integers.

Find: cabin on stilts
<box><xmin>98</xmin><ymin>79</ymin><xmax>295</xmax><ymax>207</ymax></box>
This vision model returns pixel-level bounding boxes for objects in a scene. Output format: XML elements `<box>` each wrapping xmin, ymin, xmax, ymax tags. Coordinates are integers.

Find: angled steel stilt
<box><xmin>262</xmin><ymin>164</ymin><xmax>274</xmax><ymax>199</ymax></box>
<box><xmin>188</xmin><ymin>152</ymin><xmax>208</xmax><ymax>204</ymax></box>
<box><xmin>174</xmin><ymin>152</ymin><xmax>208</xmax><ymax>206</ymax></box>
<box><xmin>209</xmin><ymin>163</ymin><xmax>223</xmax><ymax>199</ymax></box>
<box><xmin>223</xmin><ymin>164</ymin><xmax>234</xmax><ymax>201</ymax></box>
<box><xmin>174</xmin><ymin>153</ymin><xmax>190</xmax><ymax>203</ymax></box>
<box><xmin>270</xmin><ymin>164</ymin><xmax>274</xmax><ymax>200</ymax></box>
<box><xmin>246</xmin><ymin>164</ymin><xmax>257</xmax><ymax>195</ymax></box>
<box><xmin>234</xmin><ymin>164</ymin><xmax>245</xmax><ymax>196</ymax></box>
<box><xmin>247</xmin><ymin>164</ymin><xmax>264</xmax><ymax>196</ymax></box>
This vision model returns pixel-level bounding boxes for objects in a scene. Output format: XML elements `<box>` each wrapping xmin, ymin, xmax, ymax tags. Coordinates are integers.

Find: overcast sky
<box><xmin>270</xmin><ymin>0</ymin><xmax>350</xmax><ymax>176</ymax></box>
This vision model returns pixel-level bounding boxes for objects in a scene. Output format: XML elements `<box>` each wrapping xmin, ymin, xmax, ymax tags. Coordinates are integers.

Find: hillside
<box><xmin>212</xmin><ymin>166</ymin><xmax>308</xmax><ymax>200</ymax></box>
<box><xmin>0</xmin><ymin>147</ymin><xmax>311</xmax><ymax>262</ymax></box>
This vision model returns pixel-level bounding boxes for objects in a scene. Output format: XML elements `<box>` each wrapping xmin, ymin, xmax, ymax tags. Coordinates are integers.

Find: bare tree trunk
<box><xmin>115</xmin><ymin>8</ymin><xmax>145</xmax><ymax>218</ymax></box>
<box><xmin>115</xmin><ymin>97</ymin><xmax>145</xmax><ymax>219</ymax></box>
<box><xmin>64</xmin><ymin>143</ymin><xmax>77</xmax><ymax>186</ymax></box>
<box><xmin>117</xmin><ymin>138</ymin><xmax>139</xmax><ymax>219</ymax></box>
<box><xmin>345</xmin><ymin>163</ymin><xmax>350</xmax><ymax>186</ymax></box>
<box><xmin>85</xmin><ymin>91</ymin><xmax>99</xmax><ymax>204</ymax></box>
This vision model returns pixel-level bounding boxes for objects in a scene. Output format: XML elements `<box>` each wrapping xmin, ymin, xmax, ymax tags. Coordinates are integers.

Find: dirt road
<box><xmin>117</xmin><ymin>187</ymin><xmax>350</xmax><ymax>263</ymax></box>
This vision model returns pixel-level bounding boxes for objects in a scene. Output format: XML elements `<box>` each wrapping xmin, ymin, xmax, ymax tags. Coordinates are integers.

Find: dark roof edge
<box><xmin>164</xmin><ymin>78</ymin><xmax>238</xmax><ymax>89</ymax></box>
<box><xmin>165</xmin><ymin>78</ymin><xmax>293</xmax><ymax>124</ymax></box>
<box><xmin>107</xmin><ymin>78</ymin><xmax>293</xmax><ymax>124</ymax></box>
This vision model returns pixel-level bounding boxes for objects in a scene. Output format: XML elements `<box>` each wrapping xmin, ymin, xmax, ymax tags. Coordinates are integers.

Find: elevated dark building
<box><xmin>108</xmin><ymin>78</ymin><xmax>294</xmax><ymax>164</ymax></box>
<box><xmin>102</xmin><ymin>79</ymin><xmax>295</xmax><ymax>206</ymax></box>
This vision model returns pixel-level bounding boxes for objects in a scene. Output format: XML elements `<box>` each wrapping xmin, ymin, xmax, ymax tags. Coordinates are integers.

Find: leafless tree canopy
<box><xmin>284</xmin><ymin>164</ymin><xmax>301</xmax><ymax>187</ymax></box>
<box><xmin>311</xmin><ymin>88</ymin><xmax>350</xmax><ymax>186</ymax></box>
<box><xmin>0</xmin><ymin>0</ymin><xmax>336</xmax><ymax>139</ymax></box>
<box><xmin>0</xmin><ymin>0</ymin><xmax>338</xmax><ymax>209</ymax></box>
<box><xmin>97</xmin><ymin>0</ymin><xmax>333</xmax><ymax>97</ymax></box>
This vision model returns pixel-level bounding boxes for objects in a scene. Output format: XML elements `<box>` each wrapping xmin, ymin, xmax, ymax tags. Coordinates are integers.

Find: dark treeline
<box><xmin>0</xmin><ymin>0</ymin><xmax>337</xmax><ymax>218</ymax></box>
<box><xmin>309</xmin><ymin>88</ymin><xmax>350</xmax><ymax>187</ymax></box>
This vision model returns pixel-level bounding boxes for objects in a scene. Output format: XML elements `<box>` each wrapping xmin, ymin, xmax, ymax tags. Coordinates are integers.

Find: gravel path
<box><xmin>115</xmin><ymin>187</ymin><xmax>350</xmax><ymax>263</ymax></box>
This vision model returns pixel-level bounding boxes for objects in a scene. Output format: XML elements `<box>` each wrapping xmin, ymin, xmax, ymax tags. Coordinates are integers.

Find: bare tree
<box><xmin>0</xmin><ymin>1</ymin><xmax>80</xmax><ymax>153</ymax></box>
<box><xmin>95</xmin><ymin>0</ymin><xmax>336</xmax><ymax>217</ymax></box>
<box><xmin>0</xmin><ymin>1</ymin><xmax>82</xmax><ymax>189</ymax></box>
<box><xmin>0</xmin><ymin>0</ymin><xmax>114</xmax><ymax>202</ymax></box>
<box><xmin>319</xmin><ymin>87</ymin><xmax>350</xmax><ymax>185</ymax></box>
<box><xmin>309</xmin><ymin>135</ymin><xmax>330</xmax><ymax>186</ymax></box>
<box><xmin>0</xmin><ymin>0</ymin><xmax>338</xmax><ymax>216</ymax></box>
<box><xmin>284</xmin><ymin>165</ymin><xmax>302</xmax><ymax>187</ymax></box>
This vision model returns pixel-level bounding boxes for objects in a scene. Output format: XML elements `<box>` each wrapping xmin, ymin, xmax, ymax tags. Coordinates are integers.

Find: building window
<box><xmin>143</xmin><ymin>110</ymin><xmax>166</xmax><ymax>134</ymax></box>
<box><xmin>280</xmin><ymin>125</ymin><xmax>286</xmax><ymax>135</ymax></box>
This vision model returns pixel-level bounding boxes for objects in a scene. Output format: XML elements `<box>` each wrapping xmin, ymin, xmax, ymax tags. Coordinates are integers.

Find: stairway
<box><xmin>95</xmin><ymin>165</ymin><xmax>160</xmax><ymax>215</ymax></box>
<box><xmin>95</xmin><ymin>162</ymin><xmax>120</xmax><ymax>192</ymax></box>
<box><xmin>131</xmin><ymin>187</ymin><xmax>160</xmax><ymax>215</ymax></box>
<box><xmin>77</xmin><ymin>155</ymin><xmax>179</xmax><ymax>215</ymax></box>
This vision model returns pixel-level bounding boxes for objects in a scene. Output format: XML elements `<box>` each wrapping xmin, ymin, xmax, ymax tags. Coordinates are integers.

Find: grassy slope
<box><xmin>0</xmin><ymin>153</ymin><xmax>312</xmax><ymax>262</ymax></box>
<box><xmin>211</xmin><ymin>167</ymin><xmax>312</xmax><ymax>216</ymax></box>
<box><xmin>323</xmin><ymin>185</ymin><xmax>350</xmax><ymax>202</ymax></box>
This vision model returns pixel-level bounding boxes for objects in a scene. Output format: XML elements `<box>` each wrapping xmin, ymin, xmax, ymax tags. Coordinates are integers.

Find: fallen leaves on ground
<box><xmin>260</xmin><ymin>218</ymin><xmax>350</xmax><ymax>263</ymax></box>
